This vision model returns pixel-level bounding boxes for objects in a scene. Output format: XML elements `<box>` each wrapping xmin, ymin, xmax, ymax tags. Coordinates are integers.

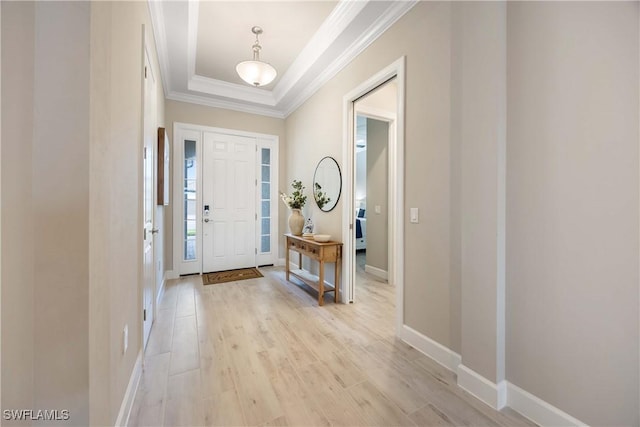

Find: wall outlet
<box><xmin>123</xmin><ymin>324</ymin><xmax>129</xmax><ymax>355</ymax></box>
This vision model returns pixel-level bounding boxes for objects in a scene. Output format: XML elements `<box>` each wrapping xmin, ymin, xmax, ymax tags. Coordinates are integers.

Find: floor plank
<box><xmin>130</xmin><ymin>264</ymin><xmax>536</xmax><ymax>427</ymax></box>
<box><xmin>346</xmin><ymin>380</ymin><xmax>416</xmax><ymax>426</ymax></box>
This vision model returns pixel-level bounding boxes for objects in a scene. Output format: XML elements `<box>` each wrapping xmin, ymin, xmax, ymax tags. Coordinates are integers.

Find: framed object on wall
<box><xmin>157</xmin><ymin>127</ymin><xmax>170</xmax><ymax>205</ymax></box>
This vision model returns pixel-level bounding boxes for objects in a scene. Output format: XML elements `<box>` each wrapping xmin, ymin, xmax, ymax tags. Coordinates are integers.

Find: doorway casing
<box><xmin>342</xmin><ymin>57</ymin><xmax>405</xmax><ymax>334</ymax></box>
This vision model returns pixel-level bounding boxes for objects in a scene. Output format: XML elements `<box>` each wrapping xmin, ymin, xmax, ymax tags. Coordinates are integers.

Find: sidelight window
<box><xmin>259</xmin><ymin>148</ymin><xmax>271</xmax><ymax>253</ymax></box>
<box><xmin>183</xmin><ymin>140</ymin><xmax>197</xmax><ymax>261</ymax></box>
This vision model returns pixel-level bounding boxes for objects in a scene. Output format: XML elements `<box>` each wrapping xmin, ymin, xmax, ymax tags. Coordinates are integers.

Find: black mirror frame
<box><xmin>313</xmin><ymin>156</ymin><xmax>342</xmax><ymax>212</ymax></box>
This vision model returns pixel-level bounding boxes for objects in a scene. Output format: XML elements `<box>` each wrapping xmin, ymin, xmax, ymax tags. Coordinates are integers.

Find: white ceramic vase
<box><xmin>288</xmin><ymin>208</ymin><xmax>304</xmax><ymax>236</ymax></box>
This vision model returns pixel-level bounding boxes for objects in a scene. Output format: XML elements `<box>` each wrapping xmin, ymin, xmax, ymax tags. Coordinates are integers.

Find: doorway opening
<box><xmin>172</xmin><ymin>123</ymin><xmax>279</xmax><ymax>276</ymax></box>
<box><xmin>342</xmin><ymin>57</ymin><xmax>405</xmax><ymax>334</ymax></box>
<box><xmin>354</xmin><ymin>82</ymin><xmax>397</xmax><ymax>286</ymax></box>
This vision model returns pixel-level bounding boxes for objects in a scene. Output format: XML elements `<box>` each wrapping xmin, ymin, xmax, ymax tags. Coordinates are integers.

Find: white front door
<box><xmin>142</xmin><ymin>48</ymin><xmax>156</xmax><ymax>347</ymax></box>
<box><xmin>202</xmin><ymin>132</ymin><xmax>257</xmax><ymax>272</ymax></box>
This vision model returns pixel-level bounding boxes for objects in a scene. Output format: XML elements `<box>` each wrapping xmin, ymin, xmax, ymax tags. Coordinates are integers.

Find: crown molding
<box><xmin>279</xmin><ymin>0</ymin><xmax>418</xmax><ymax>117</ymax></box>
<box><xmin>183</xmin><ymin>0</ymin><xmax>367</xmax><ymax>108</ymax></box>
<box><xmin>188</xmin><ymin>75</ymin><xmax>277</xmax><ymax>105</ymax></box>
<box><xmin>147</xmin><ymin>0</ymin><xmax>171</xmax><ymax>96</ymax></box>
<box><xmin>150</xmin><ymin>0</ymin><xmax>418</xmax><ymax>119</ymax></box>
<box><xmin>187</xmin><ymin>0</ymin><xmax>198</xmax><ymax>81</ymax></box>
<box><xmin>271</xmin><ymin>0</ymin><xmax>368</xmax><ymax>101</ymax></box>
<box><xmin>167</xmin><ymin>91</ymin><xmax>285</xmax><ymax>119</ymax></box>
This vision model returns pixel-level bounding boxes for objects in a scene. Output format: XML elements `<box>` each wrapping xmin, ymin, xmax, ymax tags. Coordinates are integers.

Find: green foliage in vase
<box><xmin>280</xmin><ymin>180</ymin><xmax>307</xmax><ymax>209</ymax></box>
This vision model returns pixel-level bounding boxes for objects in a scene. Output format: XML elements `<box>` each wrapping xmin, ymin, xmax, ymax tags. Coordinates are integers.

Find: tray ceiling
<box><xmin>149</xmin><ymin>0</ymin><xmax>417</xmax><ymax>118</ymax></box>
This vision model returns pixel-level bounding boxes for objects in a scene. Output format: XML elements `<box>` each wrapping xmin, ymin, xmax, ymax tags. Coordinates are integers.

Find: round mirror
<box><xmin>313</xmin><ymin>156</ymin><xmax>341</xmax><ymax>212</ymax></box>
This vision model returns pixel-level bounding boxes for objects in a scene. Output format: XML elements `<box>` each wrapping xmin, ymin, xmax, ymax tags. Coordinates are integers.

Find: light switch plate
<box><xmin>375</xmin><ymin>205</ymin><xmax>381</xmax><ymax>214</ymax></box>
<box><xmin>410</xmin><ymin>208</ymin><xmax>419</xmax><ymax>223</ymax></box>
<box><xmin>123</xmin><ymin>324</ymin><xmax>129</xmax><ymax>355</ymax></box>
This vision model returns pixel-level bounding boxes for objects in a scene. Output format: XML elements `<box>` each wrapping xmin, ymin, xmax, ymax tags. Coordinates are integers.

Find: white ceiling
<box><xmin>149</xmin><ymin>0</ymin><xmax>417</xmax><ymax>118</ymax></box>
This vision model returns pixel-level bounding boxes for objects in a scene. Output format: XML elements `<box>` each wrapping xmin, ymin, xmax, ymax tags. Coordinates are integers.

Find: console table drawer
<box><xmin>288</xmin><ymin>239</ymin><xmax>320</xmax><ymax>259</ymax></box>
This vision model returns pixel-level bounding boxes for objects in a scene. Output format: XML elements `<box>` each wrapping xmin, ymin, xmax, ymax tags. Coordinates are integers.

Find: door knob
<box><xmin>204</xmin><ymin>218</ymin><xmax>210</xmax><ymax>223</ymax></box>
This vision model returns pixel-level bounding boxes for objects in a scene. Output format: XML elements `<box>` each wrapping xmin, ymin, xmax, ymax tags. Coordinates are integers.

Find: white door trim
<box><xmin>342</xmin><ymin>56</ymin><xmax>406</xmax><ymax>335</ymax></box>
<box><xmin>172</xmin><ymin>122</ymin><xmax>279</xmax><ymax>275</ymax></box>
<box><xmin>173</xmin><ymin>128</ymin><xmax>202</xmax><ymax>276</ymax></box>
<box><xmin>141</xmin><ymin>28</ymin><xmax>156</xmax><ymax>349</ymax></box>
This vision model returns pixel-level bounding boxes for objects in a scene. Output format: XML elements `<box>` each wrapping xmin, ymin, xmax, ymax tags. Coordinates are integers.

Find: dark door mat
<box><xmin>203</xmin><ymin>267</ymin><xmax>263</xmax><ymax>285</ymax></box>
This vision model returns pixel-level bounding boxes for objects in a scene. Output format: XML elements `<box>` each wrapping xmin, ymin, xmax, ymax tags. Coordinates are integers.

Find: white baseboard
<box><xmin>364</xmin><ymin>264</ymin><xmax>388</xmax><ymax>280</ymax></box>
<box><xmin>398</xmin><ymin>324</ymin><xmax>587</xmax><ymax>426</ymax></box>
<box><xmin>507</xmin><ymin>382</ymin><xmax>586</xmax><ymax>426</ymax></box>
<box><xmin>398</xmin><ymin>324</ymin><xmax>461</xmax><ymax>372</ymax></box>
<box><xmin>457</xmin><ymin>364</ymin><xmax>506</xmax><ymax>410</ymax></box>
<box><xmin>115</xmin><ymin>350</ymin><xmax>142</xmax><ymax>427</ymax></box>
<box><xmin>164</xmin><ymin>270</ymin><xmax>179</xmax><ymax>280</ymax></box>
<box><xmin>156</xmin><ymin>275</ymin><xmax>167</xmax><ymax>306</ymax></box>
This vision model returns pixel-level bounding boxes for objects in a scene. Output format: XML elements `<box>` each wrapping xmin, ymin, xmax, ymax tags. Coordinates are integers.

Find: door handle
<box><xmin>204</xmin><ymin>218</ymin><xmax>211</xmax><ymax>223</ymax></box>
<box><xmin>151</xmin><ymin>228</ymin><xmax>159</xmax><ymax>234</ymax></box>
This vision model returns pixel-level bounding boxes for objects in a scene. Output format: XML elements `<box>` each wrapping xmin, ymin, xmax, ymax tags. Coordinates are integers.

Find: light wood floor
<box><xmin>129</xmin><ymin>265</ymin><xmax>536</xmax><ymax>427</ymax></box>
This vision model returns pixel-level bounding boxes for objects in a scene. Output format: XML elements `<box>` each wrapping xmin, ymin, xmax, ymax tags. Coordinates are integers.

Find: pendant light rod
<box><xmin>251</xmin><ymin>26</ymin><xmax>263</xmax><ymax>61</ymax></box>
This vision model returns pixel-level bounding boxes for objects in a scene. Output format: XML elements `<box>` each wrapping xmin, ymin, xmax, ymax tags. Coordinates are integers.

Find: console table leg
<box><xmin>318</xmin><ymin>260</ymin><xmax>325</xmax><ymax>306</ymax></box>
<box><xmin>335</xmin><ymin>256</ymin><xmax>341</xmax><ymax>303</ymax></box>
<box><xmin>285</xmin><ymin>245</ymin><xmax>290</xmax><ymax>281</ymax></box>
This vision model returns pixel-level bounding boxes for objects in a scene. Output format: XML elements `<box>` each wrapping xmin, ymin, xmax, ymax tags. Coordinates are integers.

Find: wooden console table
<box><xmin>285</xmin><ymin>234</ymin><xmax>343</xmax><ymax>306</ymax></box>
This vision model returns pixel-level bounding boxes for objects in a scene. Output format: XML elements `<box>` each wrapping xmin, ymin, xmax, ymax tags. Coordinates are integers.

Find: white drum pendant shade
<box><xmin>236</xmin><ymin>60</ymin><xmax>277</xmax><ymax>87</ymax></box>
<box><xmin>236</xmin><ymin>26</ymin><xmax>277</xmax><ymax>87</ymax></box>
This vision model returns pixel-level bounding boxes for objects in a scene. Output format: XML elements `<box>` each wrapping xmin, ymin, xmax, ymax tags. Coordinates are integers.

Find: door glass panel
<box><xmin>261</xmin><ymin>235</ymin><xmax>270</xmax><ymax>253</ymax></box>
<box><xmin>260</xmin><ymin>148</ymin><xmax>271</xmax><ymax>254</ymax></box>
<box><xmin>261</xmin><ymin>201</ymin><xmax>270</xmax><ymax>217</ymax></box>
<box><xmin>261</xmin><ymin>148</ymin><xmax>270</xmax><ymax>164</ymax></box>
<box><xmin>261</xmin><ymin>218</ymin><xmax>270</xmax><ymax>235</ymax></box>
<box><xmin>184</xmin><ymin>140</ymin><xmax>197</xmax><ymax>261</ymax></box>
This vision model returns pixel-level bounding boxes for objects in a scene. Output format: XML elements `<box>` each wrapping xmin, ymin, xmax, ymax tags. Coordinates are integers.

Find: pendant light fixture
<box><xmin>236</xmin><ymin>26</ymin><xmax>277</xmax><ymax>87</ymax></box>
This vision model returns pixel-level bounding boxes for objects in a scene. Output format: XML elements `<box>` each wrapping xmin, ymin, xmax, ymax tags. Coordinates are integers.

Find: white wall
<box><xmin>506</xmin><ymin>2</ymin><xmax>639</xmax><ymax>425</ymax></box>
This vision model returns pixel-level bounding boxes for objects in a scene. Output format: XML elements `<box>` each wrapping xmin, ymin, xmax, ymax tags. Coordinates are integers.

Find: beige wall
<box><xmin>286</xmin><ymin>2</ymin><xmax>455</xmax><ymax>347</ymax></box>
<box><xmin>506</xmin><ymin>2</ymin><xmax>639</xmax><ymax>425</ymax></box>
<box><xmin>164</xmin><ymin>100</ymin><xmax>286</xmax><ymax>268</ymax></box>
<box><xmin>2</xmin><ymin>1</ymin><xmax>165</xmax><ymax>425</ymax></box>
<box><xmin>1</xmin><ymin>2</ymin><xmax>638</xmax><ymax>425</ymax></box>
<box><xmin>1</xmin><ymin>2</ymin><xmax>35</xmax><ymax>420</ymax></box>
<box><xmin>33</xmin><ymin>3</ymin><xmax>91</xmax><ymax>423</ymax></box>
<box><xmin>364</xmin><ymin>118</ymin><xmax>389</xmax><ymax>272</ymax></box>
<box><xmin>88</xmin><ymin>2</ymin><xmax>112</xmax><ymax>423</ymax></box>
<box><xmin>89</xmin><ymin>2</ymin><xmax>166</xmax><ymax>424</ymax></box>
<box><xmin>453</xmin><ymin>1</ymin><xmax>506</xmax><ymax>383</ymax></box>
<box><xmin>284</xmin><ymin>1</ymin><xmax>639</xmax><ymax>424</ymax></box>
<box><xmin>3</xmin><ymin>2</ymin><xmax>95</xmax><ymax>424</ymax></box>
